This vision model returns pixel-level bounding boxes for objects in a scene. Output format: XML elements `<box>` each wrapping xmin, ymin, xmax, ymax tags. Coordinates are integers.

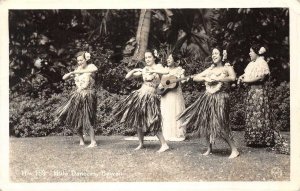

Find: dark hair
<box><xmin>75</xmin><ymin>51</ymin><xmax>90</xmax><ymax>61</ymax></box>
<box><xmin>251</xmin><ymin>43</ymin><xmax>266</xmax><ymax>56</ymax></box>
<box><xmin>145</xmin><ymin>49</ymin><xmax>160</xmax><ymax>63</ymax></box>
<box><xmin>167</xmin><ymin>53</ymin><xmax>181</xmax><ymax>67</ymax></box>
<box><xmin>169</xmin><ymin>53</ymin><xmax>181</xmax><ymax>62</ymax></box>
<box><xmin>211</xmin><ymin>46</ymin><xmax>228</xmax><ymax>65</ymax></box>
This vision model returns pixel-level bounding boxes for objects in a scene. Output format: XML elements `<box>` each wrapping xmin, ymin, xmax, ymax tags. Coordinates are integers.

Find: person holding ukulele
<box><xmin>159</xmin><ymin>53</ymin><xmax>186</xmax><ymax>141</ymax></box>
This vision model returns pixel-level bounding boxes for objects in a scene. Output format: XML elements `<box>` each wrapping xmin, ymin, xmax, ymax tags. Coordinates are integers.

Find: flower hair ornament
<box><xmin>222</xmin><ymin>50</ymin><xmax>227</xmax><ymax>61</ymax></box>
<box><xmin>84</xmin><ymin>52</ymin><xmax>91</xmax><ymax>61</ymax></box>
<box><xmin>153</xmin><ymin>49</ymin><xmax>159</xmax><ymax>58</ymax></box>
<box><xmin>258</xmin><ymin>47</ymin><xmax>266</xmax><ymax>55</ymax></box>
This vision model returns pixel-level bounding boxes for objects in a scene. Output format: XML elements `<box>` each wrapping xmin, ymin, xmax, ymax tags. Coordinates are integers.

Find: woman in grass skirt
<box><xmin>114</xmin><ymin>49</ymin><xmax>170</xmax><ymax>152</ymax></box>
<box><xmin>55</xmin><ymin>51</ymin><xmax>98</xmax><ymax>147</ymax></box>
<box><xmin>238</xmin><ymin>44</ymin><xmax>289</xmax><ymax>155</ymax></box>
<box><xmin>178</xmin><ymin>47</ymin><xmax>239</xmax><ymax>159</ymax></box>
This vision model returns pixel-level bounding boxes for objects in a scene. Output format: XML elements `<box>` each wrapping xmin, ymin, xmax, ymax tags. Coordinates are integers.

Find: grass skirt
<box><xmin>55</xmin><ymin>89</ymin><xmax>97</xmax><ymax>134</ymax></box>
<box><xmin>113</xmin><ymin>84</ymin><xmax>161</xmax><ymax>135</ymax></box>
<box><xmin>178</xmin><ymin>91</ymin><xmax>231</xmax><ymax>143</ymax></box>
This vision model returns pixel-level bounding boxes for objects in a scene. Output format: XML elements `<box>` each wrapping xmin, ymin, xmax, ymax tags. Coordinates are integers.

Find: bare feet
<box><xmin>87</xmin><ymin>141</ymin><xmax>97</xmax><ymax>148</ymax></box>
<box><xmin>134</xmin><ymin>144</ymin><xmax>144</xmax><ymax>150</ymax></box>
<box><xmin>157</xmin><ymin>144</ymin><xmax>169</xmax><ymax>153</ymax></box>
<box><xmin>79</xmin><ymin>134</ymin><xmax>85</xmax><ymax>146</ymax></box>
<box><xmin>79</xmin><ymin>141</ymin><xmax>85</xmax><ymax>146</ymax></box>
<box><xmin>202</xmin><ymin>150</ymin><xmax>212</xmax><ymax>156</ymax></box>
<box><xmin>202</xmin><ymin>143</ymin><xmax>212</xmax><ymax>156</ymax></box>
<box><xmin>228</xmin><ymin>150</ymin><xmax>240</xmax><ymax>159</ymax></box>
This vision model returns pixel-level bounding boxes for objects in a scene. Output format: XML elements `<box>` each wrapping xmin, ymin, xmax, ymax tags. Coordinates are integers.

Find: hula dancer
<box><xmin>178</xmin><ymin>47</ymin><xmax>239</xmax><ymax>159</ymax></box>
<box><xmin>114</xmin><ymin>49</ymin><xmax>170</xmax><ymax>152</ymax></box>
<box><xmin>55</xmin><ymin>51</ymin><xmax>98</xmax><ymax>147</ymax></box>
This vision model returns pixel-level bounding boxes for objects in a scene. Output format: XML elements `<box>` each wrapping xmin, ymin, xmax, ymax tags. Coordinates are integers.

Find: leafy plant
<box><xmin>9</xmin><ymin>9</ymin><xmax>290</xmax><ymax>137</ymax></box>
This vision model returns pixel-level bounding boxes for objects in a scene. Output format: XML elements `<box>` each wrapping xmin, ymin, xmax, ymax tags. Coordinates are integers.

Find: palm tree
<box><xmin>151</xmin><ymin>9</ymin><xmax>218</xmax><ymax>62</ymax></box>
<box><xmin>132</xmin><ymin>9</ymin><xmax>151</xmax><ymax>64</ymax></box>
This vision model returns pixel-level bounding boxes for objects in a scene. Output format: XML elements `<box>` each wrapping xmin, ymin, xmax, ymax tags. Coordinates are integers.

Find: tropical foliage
<box><xmin>9</xmin><ymin>8</ymin><xmax>290</xmax><ymax>137</ymax></box>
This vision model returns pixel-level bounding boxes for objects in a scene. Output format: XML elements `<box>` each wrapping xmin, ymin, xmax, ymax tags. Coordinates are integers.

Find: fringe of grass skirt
<box><xmin>113</xmin><ymin>88</ymin><xmax>162</xmax><ymax>135</ymax></box>
<box><xmin>55</xmin><ymin>90</ymin><xmax>97</xmax><ymax>134</ymax></box>
<box><xmin>178</xmin><ymin>91</ymin><xmax>232</xmax><ymax>143</ymax></box>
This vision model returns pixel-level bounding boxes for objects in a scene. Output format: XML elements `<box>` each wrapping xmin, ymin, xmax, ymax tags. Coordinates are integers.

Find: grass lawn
<box><xmin>9</xmin><ymin>131</ymin><xmax>290</xmax><ymax>182</ymax></box>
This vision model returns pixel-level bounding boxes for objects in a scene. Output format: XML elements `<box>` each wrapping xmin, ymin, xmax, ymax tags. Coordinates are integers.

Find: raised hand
<box><xmin>133</xmin><ymin>68</ymin><xmax>143</xmax><ymax>73</ymax></box>
<box><xmin>205</xmin><ymin>77</ymin><xmax>216</xmax><ymax>83</ymax></box>
<box><xmin>186</xmin><ymin>76</ymin><xmax>194</xmax><ymax>83</ymax></box>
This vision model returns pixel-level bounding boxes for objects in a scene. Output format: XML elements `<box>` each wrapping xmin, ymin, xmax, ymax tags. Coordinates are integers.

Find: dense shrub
<box><xmin>268</xmin><ymin>81</ymin><xmax>290</xmax><ymax>131</ymax></box>
<box><xmin>94</xmin><ymin>88</ymin><xmax>129</xmax><ymax>135</ymax></box>
<box><xmin>229</xmin><ymin>85</ymin><xmax>247</xmax><ymax>130</ymax></box>
<box><xmin>9</xmin><ymin>90</ymin><xmax>69</xmax><ymax>137</ymax></box>
<box><xmin>9</xmin><ymin>86</ymin><xmax>137</xmax><ymax>137</ymax></box>
<box><xmin>9</xmin><ymin>80</ymin><xmax>289</xmax><ymax>137</ymax></box>
<box><xmin>8</xmin><ymin>9</ymin><xmax>290</xmax><ymax>137</ymax></box>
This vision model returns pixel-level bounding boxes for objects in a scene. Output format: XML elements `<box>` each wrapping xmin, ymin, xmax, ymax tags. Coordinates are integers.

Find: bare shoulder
<box><xmin>224</xmin><ymin>62</ymin><xmax>231</xmax><ymax>67</ymax></box>
<box><xmin>155</xmin><ymin>63</ymin><xmax>164</xmax><ymax>69</ymax></box>
<box><xmin>87</xmin><ymin>63</ymin><xmax>97</xmax><ymax>69</ymax></box>
<box><xmin>224</xmin><ymin>63</ymin><xmax>234</xmax><ymax>70</ymax></box>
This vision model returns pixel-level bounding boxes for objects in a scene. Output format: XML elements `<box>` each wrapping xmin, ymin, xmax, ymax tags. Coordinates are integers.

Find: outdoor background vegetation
<box><xmin>9</xmin><ymin>8</ymin><xmax>290</xmax><ymax>137</ymax></box>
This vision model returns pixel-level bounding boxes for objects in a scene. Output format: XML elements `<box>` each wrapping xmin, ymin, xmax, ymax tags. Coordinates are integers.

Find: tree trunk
<box><xmin>132</xmin><ymin>9</ymin><xmax>151</xmax><ymax>64</ymax></box>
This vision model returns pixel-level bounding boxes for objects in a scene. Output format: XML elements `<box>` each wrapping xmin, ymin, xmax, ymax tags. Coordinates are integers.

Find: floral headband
<box><xmin>84</xmin><ymin>52</ymin><xmax>91</xmax><ymax>61</ymax></box>
<box><xmin>222</xmin><ymin>50</ymin><xmax>227</xmax><ymax>61</ymax></box>
<box><xmin>153</xmin><ymin>49</ymin><xmax>159</xmax><ymax>58</ymax></box>
<box><xmin>258</xmin><ymin>47</ymin><xmax>266</xmax><ymax>55</ymax></box>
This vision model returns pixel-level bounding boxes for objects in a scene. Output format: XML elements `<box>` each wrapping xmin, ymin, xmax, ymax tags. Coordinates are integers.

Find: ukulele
<box><xmin>157</xmin><ymin>75</ymin><xmax>195</xmax><ymax>96</ymax></box>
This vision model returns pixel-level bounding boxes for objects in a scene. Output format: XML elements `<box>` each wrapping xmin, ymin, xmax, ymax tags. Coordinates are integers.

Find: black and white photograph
<box><xmin>1</xmin><ymin>0</ymin><xmax>300</xmax><ymax>190</ymax></box>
